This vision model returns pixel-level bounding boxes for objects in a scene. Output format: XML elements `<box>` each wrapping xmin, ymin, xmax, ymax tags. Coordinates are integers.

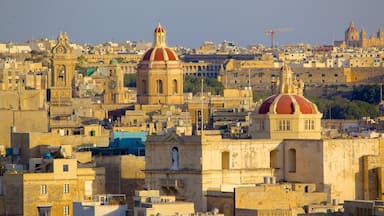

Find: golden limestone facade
<box><xmin>144</xmin><ymin>65</ymin><xmax>384</xmax><ymax>215</ymax></box>
<box><xmin>136</xmin><ymin>23</ymin><xmax>184</xmax><ymax>105</ymax></box>
<box><xmin>344</xmin><ymin>21</ymin><xmax>384</xmax><ymax>48</ymax></box>
<box><xmin>2</xmin><ymin>158</ymin><xmax>105</xmax><ymax>216</ymax></box>
<box><xmin>50</xmin><ymin>32</ymin><xmax>76</xmax><ymax>106</ymax></box>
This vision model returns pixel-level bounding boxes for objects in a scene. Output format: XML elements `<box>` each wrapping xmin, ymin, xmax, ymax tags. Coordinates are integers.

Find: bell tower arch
<box><xmin>50</xmin><ymin>32</ymin><xmax>76</xmax><ymax>106</ymax></box>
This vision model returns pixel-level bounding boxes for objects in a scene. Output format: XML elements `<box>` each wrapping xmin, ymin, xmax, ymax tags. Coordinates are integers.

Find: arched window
<box><xmin>222</xmin><ymin>151</ymin><xmax>230</xmax><ymax>169</ymax></box>
<box><xmin>170</xmin><ymin>147</ymin><xmax>179</xmax><ymax>170</ymax></box>
<box><xmin>172</xmin><ymin>79</ymin><xmax>178</xmax><ymax>94</ymax></box>
<box><xmin>157</xmin><ymin>80</ymin><xmax>163</xmax><ymax>94</ymax></box>
<box><xmin>270</xmin><ymin>150</ymin><xmax>279</xmax><ymax>169</ymax></box>
<box><xmin>288</xmin><ymin>148</ymin><xmax>296</xmax><ymax>173</ymax></box>
<box><xmin>142</xmin><ymin>80</ymin><xmax>147</xmax><ymax>94</ymax></box>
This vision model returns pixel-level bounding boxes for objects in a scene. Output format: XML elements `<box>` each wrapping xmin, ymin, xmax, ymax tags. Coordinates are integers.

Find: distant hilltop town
<box><xmin>335</xmin><ymin>21</ymin><xmax>384</xmax><ymax>48</ymax></box>
<box><xmin>1</xmin><ymin>22</ymin><xmax>384</xmax><ymax>216</ymax></box>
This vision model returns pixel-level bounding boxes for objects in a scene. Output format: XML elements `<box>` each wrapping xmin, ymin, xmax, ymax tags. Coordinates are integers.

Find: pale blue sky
<box><xmin>1</xmin><ymin>0</ymin><xmax>383</xmax><ymax>48</ymax></box>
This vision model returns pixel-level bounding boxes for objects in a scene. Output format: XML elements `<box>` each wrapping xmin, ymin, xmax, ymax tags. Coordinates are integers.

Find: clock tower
<box><xmin>104</xmin><ymin>60</ymin><xmax>124</xmax><ymax>104</ymax></box>
<box><xmin>50</xmin><ymin>32</ymin><xmax>76</xmax><ymax>106</ymax></box>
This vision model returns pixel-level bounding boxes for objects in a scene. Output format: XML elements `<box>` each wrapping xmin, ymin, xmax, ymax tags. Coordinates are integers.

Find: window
<box><xmin>37</xmin><ymin>206</ymin><xmax>51</xmax><ymax>216</ymax></box>
<box><xmin>63</xmin><ymin>205</ymin><xmax>69</xmax><ymax>216</ymax></box>
<box><xmin>41</xmin><ymin>184</ymin><xmax>47</xmax><ymax>195</ymax></box>
<box><xmin>278</xmin><ymin>120</ymin><xmax>291</xmax><ymax>131</ymax></box>
<box><xmin>63</xmin><ymin>164</ymin><xmax>69</xmax><ymax>172</ymax></box>
<box><xmin>288</xmin><ymin>148</ymin><xmax>296</xmax><ymax>173</ymax></box>
<box><xmin>222</xmin><ymin>151</ymin><xmax>230</xmax><ymax>169</ymax></box>
<box><xmin>142</xmin><ymin>80</ymin><xmax>147</xmax><ymax>94</ymax></box>
<box><xmin>64</xmin><ymin>184</ymin><xmax>69</xmax><ymax>194</ymax></box>
<box><xmin>172</xmin><ymin>79</ymin><xmax>178</xmax><ymax>94</ymax></box>
<box><xmin>304</xmin><ymin>120</ymin><xmax>315</xmax><ymax>130</ymax></box>
<box><xmin>270</xmin><ymin>150</ymin><xmax>279</xmax><ymax>169</ymax></box>
<box><xmin>260</xmin><ymin>120</ymin><xmax>265</xmax><ymax>131</ymax></box>
<box><xmin>157</xmin><ymin>80</ymin><xmax>163</xmax><ymax>94</ymax></box>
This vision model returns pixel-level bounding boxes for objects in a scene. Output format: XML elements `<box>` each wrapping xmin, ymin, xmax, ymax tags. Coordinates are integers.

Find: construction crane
<box><xmin>264</xmin><ymin>28</ymin><xmax>292</xmax><ymax>49</ymax></box>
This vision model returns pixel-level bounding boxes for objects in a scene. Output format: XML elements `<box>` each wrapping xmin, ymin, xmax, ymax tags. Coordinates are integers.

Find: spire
<box><xmin>153</xmin><ymin>23</ymin><xmax>167</xmax><ymax>47</ymax></box>
<box><xmin>347</xmin><ymin>21</ymin><xmax>357</xmax><ymax>32</ymax></box>
<box><xmin>378</xmin><ymin>26</ymin><xmax>384</xmax><ymax>38</ymax></box>
<box><xmin>279</xmin><ymin>64</ymin><xmax>293</xmax><ymax>94</ymax></box>
<box><xmin>279</xmin><ymin>64</ymin><xmax>304</xmax><ymax>95</ymax></box>
<box><xmin>57</xmin><ymin>32</ymin><xmax>63</xmax><ymax>41</ymax></box>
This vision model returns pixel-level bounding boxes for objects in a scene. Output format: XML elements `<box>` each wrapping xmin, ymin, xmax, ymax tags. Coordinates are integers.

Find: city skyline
<box><xmin>1</xmin><ymin>0</ymin><xmax>384</xmax><ymax>48</ymax></box>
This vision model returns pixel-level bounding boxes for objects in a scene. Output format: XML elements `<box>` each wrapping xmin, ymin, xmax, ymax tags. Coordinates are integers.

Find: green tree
<box><xmin>183</xmin><ymin>75</ymin><xmax>224</xmax><ymax>95</ymax></box>
<box><xmin>309</xmin><ymin>96</ymin><xmax>379</xmax><ymax>119</ymax></box>
<box><xmin>351</xmin><ymin>84</ymin><xmax>380</xmax><ymax>104</ymax></box>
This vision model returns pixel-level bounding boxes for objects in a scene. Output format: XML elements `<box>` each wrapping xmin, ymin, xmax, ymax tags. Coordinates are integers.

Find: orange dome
<box><xmin>258</xmin><ymin>94</ymin><xmax>317</xmax><ymax>114</ymax></box>
<box><xmin>142</xmin><ymin>47</ymin><xmax>178</xmax><ymax>61</ymax></box>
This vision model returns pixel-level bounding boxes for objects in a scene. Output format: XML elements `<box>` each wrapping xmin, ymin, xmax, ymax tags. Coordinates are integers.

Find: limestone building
<box><xmin>136</xmin><ymin>23</ymin><xmax>184</xmax><ymax>105</ymax></box>
<box><xmin>143</xmin><ymin>65</ymin><xmax>384</xmax><ymax>215</ymax></box>
<box><xmin>1</xmin><ymin>158</ymin><xmax>105</xmax><ymax>216</ymax></box>
<box><xmin>343</xmin><ymin>21</ymin><xmax>384</xmax><ymax>48</ymax></box>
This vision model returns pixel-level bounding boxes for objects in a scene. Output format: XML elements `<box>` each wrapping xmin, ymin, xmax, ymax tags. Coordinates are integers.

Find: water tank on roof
<box><xmin>42</xmin><ymin>153</ymin><xmax>53</xmax><ymax>159</ymax></box>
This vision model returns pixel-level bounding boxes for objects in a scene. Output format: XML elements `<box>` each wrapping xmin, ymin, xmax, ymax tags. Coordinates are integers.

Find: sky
<box><xmin>1</xmin><ymin>0</ymin><xmax>384</xmax><ymax>48</ymax></box>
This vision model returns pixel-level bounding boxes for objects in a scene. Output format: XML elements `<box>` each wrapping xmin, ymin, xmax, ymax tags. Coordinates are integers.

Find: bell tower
<box><xmin>50</xmin><ymin>32</ymin><xmax>76</xmax><ymax>106</ymax></box>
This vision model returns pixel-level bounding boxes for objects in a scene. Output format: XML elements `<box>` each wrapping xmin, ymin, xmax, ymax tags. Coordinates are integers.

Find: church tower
<box><xmin>136</xmin><ymin>23</ymin><xmax>184</xmax><ymax>105</ymax></box>
<box><xmin>360</xmin><ymin>27</ymin><xmax>367</xmax><ymax>48</ymax></box>
<box><xmin>50</xmin><ymin>32</ymin><xmax>76</xmax><ymax>105</ymax></box>
<box><xmin>345</xmin><ymin>21</ymin><xmax>360</xmax><ymax>47</ymax></box>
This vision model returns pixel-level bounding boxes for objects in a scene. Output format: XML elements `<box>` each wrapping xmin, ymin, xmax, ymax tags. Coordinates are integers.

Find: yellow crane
<box><xmin>264</xmin><ymin>28</ymin><xmax>292</xmax><ymax>49</ymax></box>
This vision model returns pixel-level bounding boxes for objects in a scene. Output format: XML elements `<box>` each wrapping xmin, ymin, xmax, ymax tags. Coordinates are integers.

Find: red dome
<box><xmin>258</xmin><ymin>95</ymin><xmax>277</xmax><ymax>114</ymax></box>
<box><xmin>276</xmin><ymin>95</ymin><xmax>295</xmax><ymax>114</ymax></box>
<box><xmin>142</xmin><ymin>47</ymin><xmax>178</xmax><ymax>61</ymax></box>
<box><xmin>258</xmin><ymin>94</ymin><xmax>317</xmax><ymax>114</ymax></box>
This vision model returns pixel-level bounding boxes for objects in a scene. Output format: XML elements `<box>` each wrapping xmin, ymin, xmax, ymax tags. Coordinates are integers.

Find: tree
<box><xmin>184</xmin><ymin>75</ymin><xmax>224</xmax><ymax>95</ymax></box>
<box><xmin>309</xmin><ymin>96</ymin><xmax>379</xmax><ymax>119</ymax></box>
<box><xmin>351</xmin><ymin>84</ymin><xmax>380</xmax><ymax>104</ymax></box>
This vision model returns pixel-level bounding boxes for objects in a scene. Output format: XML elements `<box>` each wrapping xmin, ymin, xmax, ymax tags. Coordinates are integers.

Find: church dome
<box><xmin>141</xmin><ymin>47</ymin><xmax>178</xmax><ymax>61</ymax></box>
<box><xmin>258</xmin><ymin>94</ymin><xmax>318</xmax><ymax>114</ymax></box>
<box><xmin>140</xmin><ymin>23</ymin><xmax>179</xmax><ymax>62</ymax></box>
<box><xmin>257</xmin><ymin>65</ymin><xmax>320</xmax><ymax>115</ymax></box>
